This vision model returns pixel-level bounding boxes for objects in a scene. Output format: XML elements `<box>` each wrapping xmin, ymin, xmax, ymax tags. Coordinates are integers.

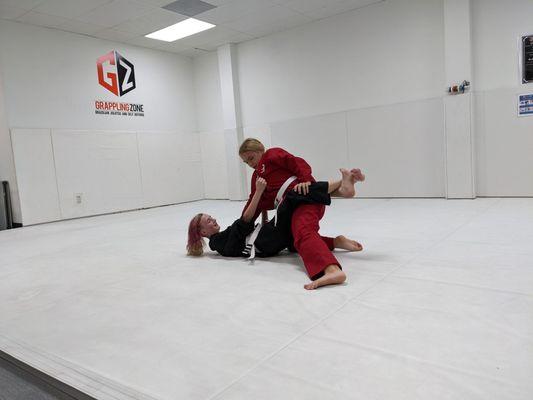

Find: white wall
<box><xmin>471</xmin><ymin>0</ymin><xmax>533</xmax><ymax>196</ymax></box>
<box><xmin>0</xmin><ymin>64</ymin><xmax>21</xmax><ymax>223</ymax></box>
<box><xmin>193</xmin><ymin>52</ymin><xmax>228</xmax><ymax>199</ymax></box>
<box><xmin>196</xmin><ymin>0</ymin><xmax>533</xmax><ymax>198</ymax></box>
<box><xmin>4</xmin><ymin>0</ymin><xmax>532</xmax><ymax>218</ymax></box>
<box><xmin>11</xmin><ymin>128</ymin><xmax>203</xmax><ymax>226</ymax></box>
<box><xmin>9</xmin><ymin>129</ymin><xmax>61</xmax><ymax>225</ymax></box>
<box><xmin>0</xmin><ymin>20</ymin><xmax>203</xmax><ymax>224</ymax></box>
<box><xmin>442</xmin><ymin>0</ymin><xmax>475</xmax><ymax>199</ymax></box>
<box><xmin>0</xmin><ymin>20</ymin><xmax>196</xmax><ymax>132</ymax></box>
<box><xmin>237</xmin><ymin>0</ymin><xmax>444</xmax><ymax>127</ymax></box>
<box><xmin>208</xmin><ymin>0</ymin><xmax>447</xmax><ymax>197</ymax></box>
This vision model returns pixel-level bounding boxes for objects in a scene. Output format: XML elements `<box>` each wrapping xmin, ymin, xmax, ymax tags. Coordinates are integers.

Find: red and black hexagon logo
<box><xmin>96</xmin><ymin>50</ymin><xmax>136</xmax><ymax>97</ymax></box>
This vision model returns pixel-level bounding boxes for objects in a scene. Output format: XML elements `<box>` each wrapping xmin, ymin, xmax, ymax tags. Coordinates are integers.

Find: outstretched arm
<box><xmin>242</xmin><ymin>177</ymin><xmax>267</xmax><ymax>223</ymax></box>
<box><xmin>241</xmin><ymin>170</ymin><xmax>258</xmax><ymax>218</ymax></box>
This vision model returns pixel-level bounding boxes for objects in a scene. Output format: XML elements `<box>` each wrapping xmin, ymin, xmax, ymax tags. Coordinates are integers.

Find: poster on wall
<box><xmin>521</xmin><ymin>35</ymin><xmax>533</xmax><ymax>84</ymax></box>
<box><xmin>95</xmin><ymin>50</ymin><xmax>145</xmax><ymax>117</ymax></box>
<box><xmin>518</xmin><ymin>93</ymin><xmax>533</xmax><ymax>116</ymax></box>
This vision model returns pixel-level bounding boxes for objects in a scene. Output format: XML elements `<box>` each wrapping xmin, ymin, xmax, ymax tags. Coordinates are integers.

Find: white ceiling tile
<box><xmin>92</xmin><ymin>27</ymin><xmax>139</xmax><ymax>42</ymax></box>
<box><xmin>124</xmin><ymin>35</ymin><xmax>165</xmax><ymax>49</ymax></box>
<box><xmin>237</xmin><ymin>12</ymin><xmax>312</xmax><ymax>38</ymax></box>
<box><xmin>0</xmin><ymin>0</ymin><xmax>45</xmax><ymax>11</ymax></box>
<box><xmin>113</xmin><ymin>8</ymin><xmax>187</xmax><ymax>35</ymax></box>
<box><xmin>155</xmin><ymin>39</ymin><xmax>193</xmax><ymax>53</ymax></box>
<box><xmin>283</xmin><ymin>0</ymin><xmax>330</xmax><ymax>14</ymax></box>
<box><xmin>32</xmin><ymin>0</ymin><xmax>112</xmax><ymax>19</ymax></box>
<box><xmin>222</xmin><ymin>5</ymin><xmax>304</xmax><ymax>33</ymax></box>
<box><xmin>3</xmin><ymin>0</ymin><xmax>386</xmax><ymax>51</ymax></box>
<box><xmin>179</xmin><ymin>25</ymin><xmax>253</xmax><ymax>48</ymax></box>
<box><xmin>0</xmin><ymin>4</ymin><xmax>29</xmax><ymax>19</ymax></box>
<box><xmin>196</xmin><ymin>0</ymin><xmax>271</xmax><ymax>25</ymax></box>
<box><xmin>174</xmin><ymin>47</ymin><xmax>210</xmax><ymax>57</ymax></box>
<box><xmin>304</xmin><ymin>0</ymin><xmax>383</xmax><ymax>20</ymax></box>
<box><xmin>56</xmin><ymin>20</ymin><xmax>107</xmax><ymax>36</ymax></box>
<box><xmin>134</xmin><ymin>0</ymin><xmax>175</xmax><ymax>6</ymax></box>
<box><xmin>75</xmin><ymin>0</ymin><xmax>154</xmax><ymax>28</ymax></box>
<box><xmin>201</xmin><ymin>0</ymin><xmax>233</xmax><ymax>6</ymax></box>
<box><xmin>247</xmin><ymin>16</ymin><xmax>308</xmax><ymax>38</ymax></box>
<box><xmin>16</xmin><ymin>10</ymin><xmax>69</xmax><ymax>28</ymax></box>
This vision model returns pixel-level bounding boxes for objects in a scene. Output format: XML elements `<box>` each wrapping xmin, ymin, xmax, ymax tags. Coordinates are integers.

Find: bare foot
<box><xmin>351</xmin><ymin>168</ymin><xmax>365</xmax><ymax>182</ymax></box>
<box><xmin>338</xmin><ymin>168</ymin><xmax>356</xmax><ymax>198</ymax></box>
<box><xmin>334</xmin><ymin>235</ymin><xmax>363</xmax><ymax>251</ymax></box>
<box><xmin>304</xmin><ymin>265</ymin><xmax>346</xmax><ymax>290</ymax></box>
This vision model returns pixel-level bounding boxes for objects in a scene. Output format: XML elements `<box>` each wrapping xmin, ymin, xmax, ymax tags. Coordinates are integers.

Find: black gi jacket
<box><xmin>208</xmin><ymin>182</ymin><xmax>331</xmax><ymax>258</ymax></box>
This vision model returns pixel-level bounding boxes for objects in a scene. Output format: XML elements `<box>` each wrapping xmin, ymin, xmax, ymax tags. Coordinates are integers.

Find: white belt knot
<box><xmin>243</xmin><ymin>222</ymin><xmax>262</xmax><ymax>260</ymax></box>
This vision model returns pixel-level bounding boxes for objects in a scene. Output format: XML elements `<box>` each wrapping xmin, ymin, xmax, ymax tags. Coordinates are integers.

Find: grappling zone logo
<box><xmin>95</xmin><ymin>50</ymin><xmax>144</xmax><ymax>117</ymax></box>
<box><xmin>97</xmin><ymin>50</ymin><xmax>135</xmax><ymax>96</ymax></box>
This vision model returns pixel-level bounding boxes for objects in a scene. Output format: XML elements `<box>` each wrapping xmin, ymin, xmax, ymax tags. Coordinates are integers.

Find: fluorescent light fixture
<box><xmin>146</xmin><ymin>18</ymin><xmax>215</xmax><ymax>42</ymax></box>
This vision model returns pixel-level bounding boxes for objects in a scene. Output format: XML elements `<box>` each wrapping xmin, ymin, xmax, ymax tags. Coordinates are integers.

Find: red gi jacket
<box><xmin>242</xmin><ymin>147</ymin><xmax>316</xmax><ymax>221</ymax></box>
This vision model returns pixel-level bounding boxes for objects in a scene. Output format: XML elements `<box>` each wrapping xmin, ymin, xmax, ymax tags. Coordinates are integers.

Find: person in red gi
<box><xmin>239</xmin><ymin>138</ymin><xmax>365</xmax><ymax>290</ymax></box>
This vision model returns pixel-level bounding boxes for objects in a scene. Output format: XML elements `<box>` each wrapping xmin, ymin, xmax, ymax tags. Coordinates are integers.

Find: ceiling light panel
<box><xmin>145</xmin><ymin>18</ymin><xmax>215</xmax><ymax>41</ymax></box>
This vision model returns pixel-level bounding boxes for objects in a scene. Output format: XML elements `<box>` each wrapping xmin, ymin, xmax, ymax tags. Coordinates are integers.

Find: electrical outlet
<box><xmin>75</xmin><ymin>193</ymin><xmax>83</xmax><ymax>204</ymax></box>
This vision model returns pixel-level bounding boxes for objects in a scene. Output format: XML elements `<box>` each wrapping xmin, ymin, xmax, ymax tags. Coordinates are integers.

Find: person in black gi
<box><xmin>186</xmin><ymin>169</ymin><xmax>364</xmax><ymax>258</ymax></box>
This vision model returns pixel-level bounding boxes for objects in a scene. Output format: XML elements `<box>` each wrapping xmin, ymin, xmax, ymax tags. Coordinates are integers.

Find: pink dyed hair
<box><xmin>187</xmin><ymin>213</ymin><xmax>205</xmax><ymax>256</ymax></box>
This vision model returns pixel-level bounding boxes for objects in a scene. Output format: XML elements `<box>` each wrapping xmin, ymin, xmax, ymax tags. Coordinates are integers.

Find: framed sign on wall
<box><xmin>518</xmin><ymin>93</ymin><xmax>533</xmax><ymax>116</ymax></box>
<box><xmin>521</xmin><ymin>35</ymin><xmax>533</xmax><ymax>84</ymax></box>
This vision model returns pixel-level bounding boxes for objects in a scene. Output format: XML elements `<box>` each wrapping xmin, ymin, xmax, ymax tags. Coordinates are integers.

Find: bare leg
<box><xmin>330</xmin><ymin>168</ymin><xmax>365</xmax><ymax>198</ymax></box>
<box><xmin>304</xmin><ymin>264</ymin><xmax>346</xmax><ymax>290</ymax></box>
<box><xmin>334</xmin><ymin>235</ymin><xmax>363</xmax><ymax>251</ymax></box>
<box><xmin>303</xmin><ymin>236</ymin><xmax>362</xmax><ymax>289</ymax></box>
<box><xmin>327</xmin><ymin>179</ymin><xmax>342</xmax><ymax>193</ymax></box>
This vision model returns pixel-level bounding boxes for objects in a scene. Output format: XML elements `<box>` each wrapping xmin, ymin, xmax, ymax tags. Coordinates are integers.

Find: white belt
<box><xmin>243</xmin><ymin>222</ymin><xmax>262</xmax><ymax>260</ymax></box>
<box><xmin>273</xmin><ymin>176</ymin><xmax>297</xmax><ymax>226</ymax></box>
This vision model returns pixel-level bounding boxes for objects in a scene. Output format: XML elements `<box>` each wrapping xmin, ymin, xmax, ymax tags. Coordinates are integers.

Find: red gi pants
<box><xmin>291</xmin><ymin>203</ymin><xmax>341</xmax><ymax>280</ymax></box>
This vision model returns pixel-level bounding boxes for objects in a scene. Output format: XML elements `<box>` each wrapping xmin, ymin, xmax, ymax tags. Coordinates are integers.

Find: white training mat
<box><xmin>0</xmin><ymin>198</ymin><xmax>532</xmax><ymax>400</ymax></box>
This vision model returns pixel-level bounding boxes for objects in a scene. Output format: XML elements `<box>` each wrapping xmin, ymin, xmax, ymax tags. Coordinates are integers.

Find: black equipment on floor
<box><xmin>1</xmin><ymin>181</ymin><xmax>13</xmax><ymax>230</ymax></box>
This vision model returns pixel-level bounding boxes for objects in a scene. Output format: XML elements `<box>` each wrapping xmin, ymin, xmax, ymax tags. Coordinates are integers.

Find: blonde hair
<box><xmin>239</xmin><ymin>138</ymin><xmax>265</xmax><ymax>155</ymax></box>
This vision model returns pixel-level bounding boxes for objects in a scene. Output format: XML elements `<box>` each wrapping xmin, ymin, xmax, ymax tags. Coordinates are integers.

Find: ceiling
<box><xmin>0</xmin><ymin>0</ymin><xmax>383</xmax><ymax>57</ymax></box>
